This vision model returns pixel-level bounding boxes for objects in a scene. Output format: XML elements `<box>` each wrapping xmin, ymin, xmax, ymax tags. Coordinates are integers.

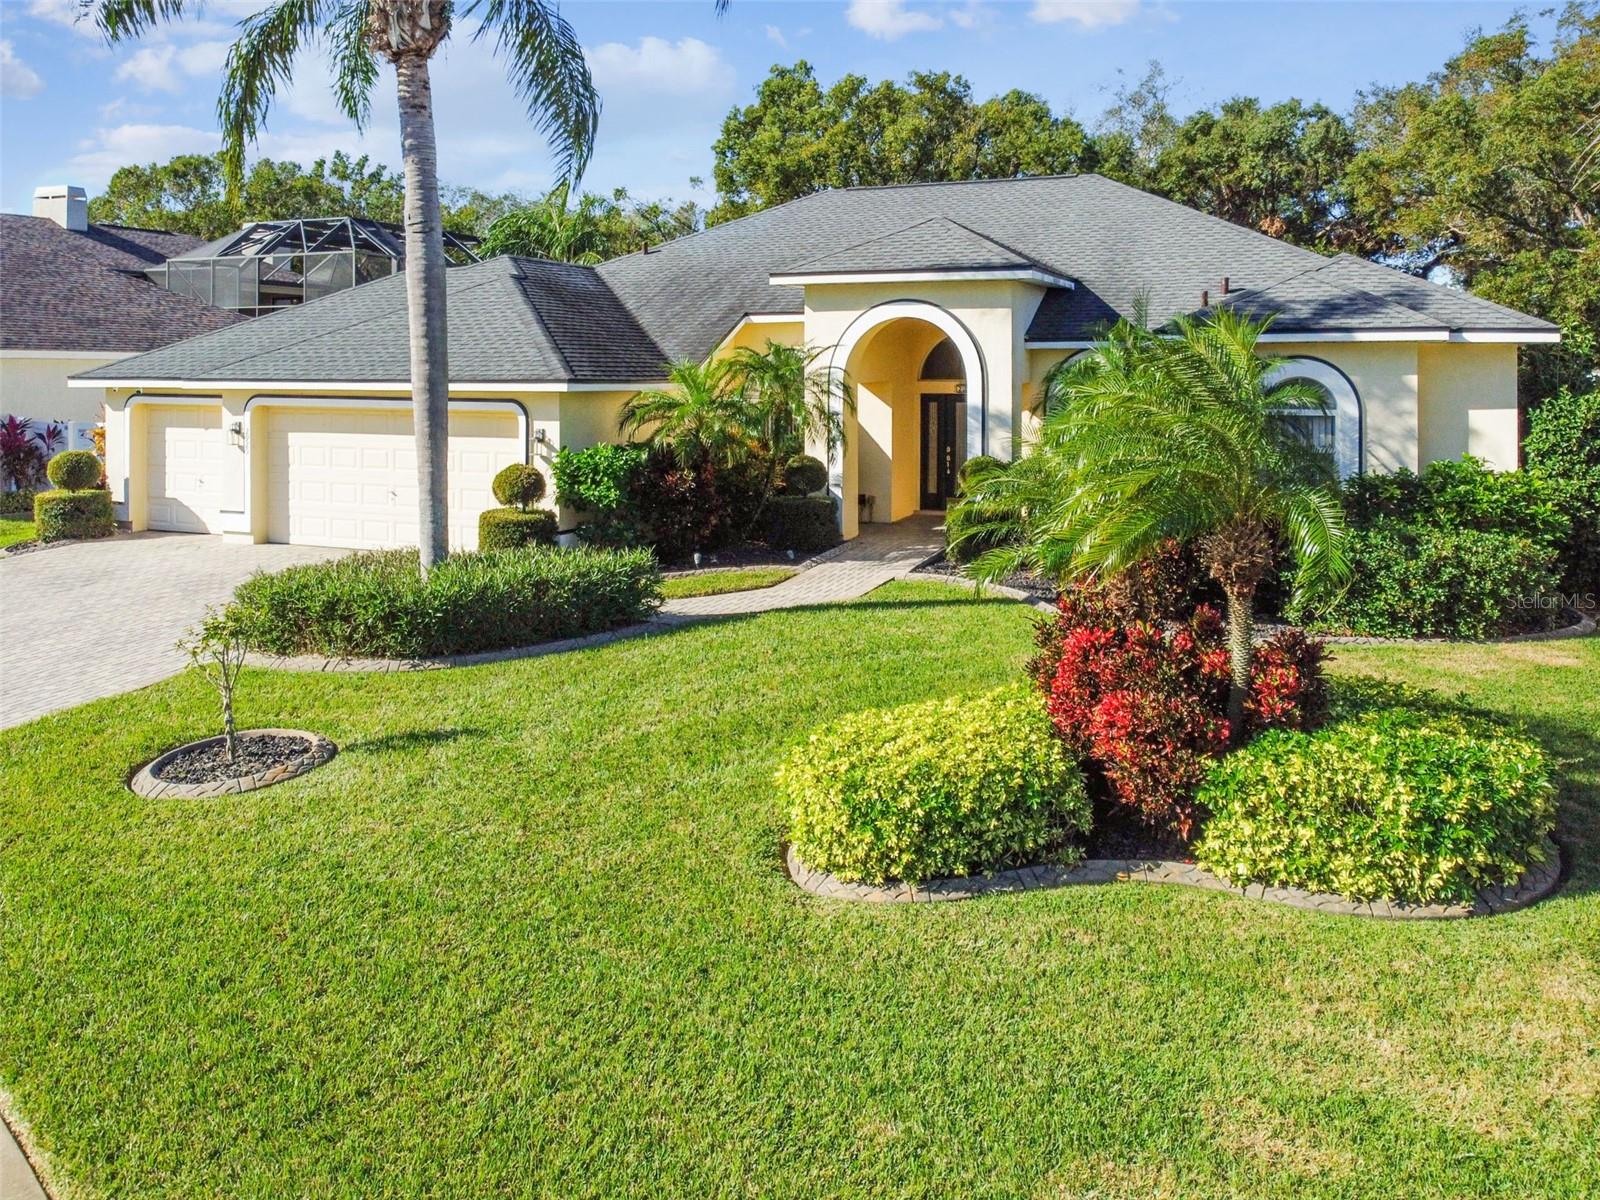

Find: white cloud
<box><xmin>114</xmin><ymin>45</ymin><xmax>181</xmax><ymax>93</ymax></box>
<box><xmin>112</xmin><ymin>37</ymin><xmax>236</xmax><ymax>93</ymax></box>
<box><xmin>177</xmin><ymin>40</ymin><xmax>232</xmax><ymax>76</ymax></box>
<box><xmin>62</xmin><ymin>123</ymin><xmax>220</xmax><ymax>189</ymax></box>
<box><xmin>26</xmin><ymin>0</ymin><xmax>92</xmax><ymax>35</ymax></box>
<box><xmin>586</xmin><ymin>36</ymin><xmax>734</xmax><ymax>96</ymax></box>
<box><xmin>846</xmin><ymin>0</ymin><xmax>943</xmax><ymax>40</ymax></box>
<box><xmin>765</xmin><ymin>24</ymin><xmax>787</xmax><ymax>48</ymax></box>
<box><xmin>0</xmin><ymin>40</ymin><xmax>45</xmax><ymax>99</ymax></box>
<box><xmin>1029</xmin><ymin>0</ymin><xmax>1142</xmax><ymax>29</ymax></box>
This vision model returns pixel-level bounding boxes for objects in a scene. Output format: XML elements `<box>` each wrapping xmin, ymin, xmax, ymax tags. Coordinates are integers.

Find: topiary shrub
<box><xmin>1195</xmin><ymin>698</ymin><xmax>1555</xmax><ymax>904</ymax></box>
<box><xmin>779</xmin><ymin>684</ymin><xmax>1091</xmax><ymax>884</ymax></box>
<box><xmin>33</xmin><ymin>488</ymin><xmax>114</xmax><ymax>542</ymax></box>
<box><xmin>781</xmin><ymin>454</ymin><xmax>828</xmax><ymax>496</ymax></box>
<box><xmin>760</xmin><ymin>495</ymin><xmax>839</xmax><ymax>552</ymax></box>
<box><xmin>1292</xmin><ymin>522</ymin><xmax>1558</xmax><ymax>638</ymax></box>
<box><xmin>46</xmin><ymin>449</ymin><xmax>102</xmax><ymax>491</ymax></box>
<box><xmin>228</xmin><ymin>545</ymin><xmax>662</xmax><ymax>659</ymax></box>
<box><xmin>491</xmin><ymin>462</ymin><xmax>547</xmax><ymax>510</ymax></box>
<box><xmin>478</xmin><ymin>506</ymin><xmax>558</xmax><ymax>550</ymax></box>
<box><xmin>1524</xmin><ymin>388</ymin><xmax>1600</xmax><ymax>596</ymax></box>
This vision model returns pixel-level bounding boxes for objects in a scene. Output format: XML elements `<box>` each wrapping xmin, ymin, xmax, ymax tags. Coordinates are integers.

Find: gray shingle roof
<box><xmin>778</xmin><ymin>216</ymin><xmax>1050</xmax><ymax>276</ymax></box>
<box><xmin>1</xmin><ymin>215</ymin><xmax>244</xmax><ymax>352</ymax></box>
<box><xmin>73</xmin><ymin>174</ymin><xmax>1556</xmax><ymax>385</ymax></box>
<box><xmin>75</xmin><ymin>256</ymin><xmax>666</xmax><ymax>384</ymax></box>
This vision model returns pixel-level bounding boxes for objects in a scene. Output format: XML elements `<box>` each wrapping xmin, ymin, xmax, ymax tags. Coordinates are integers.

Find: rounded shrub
<box><xmin>1194</xmin><ymin>701</ymin><xmax>1555</xmax><ymax>904</ymax></box>
<box><xmin>33</xmin><ymin>488</ymin><xmax>114</xmax><ymax>542</ymax></box>
<box><xmin>46</xmin><ymin>450</ymin><xmax>101</xmax><ymax>491</ymax></box>
<box><xmin>760</xmin><ymin>495</ymin><xmax>839</xmax><ymax>553</ymax></box>
<box><xmin>479</xmin><ymin>506</ymin><xmax>558</xmax><ymax>550</ymax></box>
<box><xmin>781</xmin><ymin>454</ymin><xmax>828</xmax><ymax>496</ymax></box>
<box><xmin>491</xmin><ymin>462</ymin><xmax>547</xmax><ymax>510</ymax></box>
<box><xmin>778</xmin><ymin>684</ymin><xmax>1091</xmax><ymax>885</ymax></box>
<box><xmin>956</xmin><ymin>454</ymin><xmax>1002</xmax><ymax>490</ymax></box>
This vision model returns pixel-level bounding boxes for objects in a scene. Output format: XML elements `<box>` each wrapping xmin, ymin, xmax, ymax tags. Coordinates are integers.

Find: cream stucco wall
<box><xmin>717</xmin><ymin>318</ymin><xmax>804</xmax><ymax>355</ymax></box>
<box><xmin>99</xmin><ymin>383</ymin><xmax>635</xmax><ymax>541</ymax></box>
<box><xmin>1</xmin><ymin>352</ymin><xmax>126</xmax><ymax>426</ymax></box>
<box><xmin>1416</xmin><ymin>342</ymin><xmax>1520</xmax><ymax>470</ymax></box>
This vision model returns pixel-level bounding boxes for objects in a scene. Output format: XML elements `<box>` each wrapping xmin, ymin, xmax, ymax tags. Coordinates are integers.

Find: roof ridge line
<box><xmin>507</xmin><ymin>260</ymin><xmax>578</xmax><ymax>379</ymax></box>
<box><xmin>784</xmin><ymin>215</ymin><xmax>976</xmax><ymax>270</ymax></box>
<box><xmin>939</xmin><ymin>217</ymin><xmax>1072</xmax><ymax>279</ymax></box>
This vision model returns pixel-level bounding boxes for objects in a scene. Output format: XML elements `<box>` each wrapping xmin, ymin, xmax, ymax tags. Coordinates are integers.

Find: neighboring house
<box><xmin>73</xmin><ymin>173</ymin><xmax>1558</xmax><ymax>547</ymax></box>
<box><xmin>0</xmin><ymin>186</ymin><xmax>243</xmax><ymax>441</ymax></box>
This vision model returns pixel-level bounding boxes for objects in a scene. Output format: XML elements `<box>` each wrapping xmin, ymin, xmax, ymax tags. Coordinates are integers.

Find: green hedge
<box><xmin>760</xmin><ymin>495</ymin><xmax>839</xmax><ymax>553</ymax></box>
<box><xmin>33</xmin><ymin>489</ymin><xmax>114</xmax><ymax>542</ymax></box>
<box><xmin>552</xmin><ymin>443</ymin><xmax>644</xmax><ymax>511</ymax></box>
<box><xmin>0</xmin><ymin>489</ymin><xmax>34</xmax><ymax>517</ymax></box>
<box><xmin>781</xmin><ymin>454</ymin><xmax>827</xmax><ymax>496</ymax></box>
<box><xmin>779</xmin><ymin>684</ymin><xmax>1090</xmax><ymax>884</ymax></box>
<box><xmin>1195</xmin><ymin>697</ymin><xmax>1555</xmax><ymax>904</ymax></box>
<box><xmin>1293</xmin><ymin>522</ymin><xmax>1558</xmax><ymax>638</ymax></box>
<box><xmin>229</xmin><ymin>546</ymin><xmax>662</xmax><ymax>658</ymax></box>
<box><xmin>478</xmin><ymin>507</ymin><xmax>558</xmax><ymax>550</ymax></box>
<box><xmin>1524</xmin><ymin>388</ymin><xmax>1600</xmax><ymax>596</ymax></box>
<box><xmin>491</xmin><ymin>463</ymin><xmax>547</xmax><ymax>509</ymax></box>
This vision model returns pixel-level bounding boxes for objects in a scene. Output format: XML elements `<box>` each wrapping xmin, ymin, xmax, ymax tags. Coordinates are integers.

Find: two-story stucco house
<box><xmin>73</xmin><ymin>174</ymin><xmax>1558</xmax><ymax>548</ymax></box>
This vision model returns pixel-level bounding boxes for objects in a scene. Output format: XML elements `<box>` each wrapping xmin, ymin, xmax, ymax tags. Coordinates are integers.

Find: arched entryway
<box><xmin>824</xmin><ymin>301</ymin><xmax>986</xmax><ymax>537</ymax></box>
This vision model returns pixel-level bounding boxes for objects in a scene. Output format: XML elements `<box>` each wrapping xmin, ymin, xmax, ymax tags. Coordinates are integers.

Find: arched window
<box><xmin>1263</xmin><ymin>359</ymin><xmax>1362</xmax><ymax>477</ymax></box>
<box><xmin>919</xmin><ymin>337</ymin><xmax>964</xmax><ymax>382</ymax></box>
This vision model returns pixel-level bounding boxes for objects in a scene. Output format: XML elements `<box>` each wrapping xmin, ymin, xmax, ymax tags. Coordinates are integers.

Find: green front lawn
<box><xmin>1</xmin><ymin>583</ymin><xmax>1596</xmax><ymax>1198</ymax></box>
<box><xmin>660</xmin><ymin>565</ymin><xmax>797</xmax><ymax>599</ymax></box>
<box><xmin>0</xmin><ymin>516</ymin><xmax>35</xmax><ymax>549</ymax></box>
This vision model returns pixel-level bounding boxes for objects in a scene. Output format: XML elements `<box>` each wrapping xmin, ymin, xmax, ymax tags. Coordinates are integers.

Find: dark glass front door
<box><xmin>921</xmin><ymin>394</ymin><xmax>965</xmax><ymax>509</ymax></box>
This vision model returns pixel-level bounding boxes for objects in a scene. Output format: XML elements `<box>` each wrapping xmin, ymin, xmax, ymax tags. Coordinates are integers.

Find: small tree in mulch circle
<box><xmin>179</xmin><ymin>609</ymin><xmax>249</xmax><ymax>765</ymax></box>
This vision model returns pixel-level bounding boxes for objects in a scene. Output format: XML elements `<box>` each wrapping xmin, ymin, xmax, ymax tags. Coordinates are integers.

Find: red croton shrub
<box><xmin>1028</xmin><ymin>590</ymin><xmax>1326</xmax><ymax>839</ymax></box>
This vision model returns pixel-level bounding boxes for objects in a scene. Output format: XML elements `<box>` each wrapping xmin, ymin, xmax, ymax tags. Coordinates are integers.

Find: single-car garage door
<box><xmin>146</xmin><ymin>405</ymin><xmax>227</xmax><ymax>533</ymax></box>
<box><xmin>264</xmin><ymin>406</ymin><xmax>523</xmax><ymax>550</ymax></box>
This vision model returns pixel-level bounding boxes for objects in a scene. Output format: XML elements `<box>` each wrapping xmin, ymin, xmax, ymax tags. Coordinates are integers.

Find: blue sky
<box><xmin>0</xmin><ymin>1</ymin><xmax>1556</xmax><ymax>217</ymax></box>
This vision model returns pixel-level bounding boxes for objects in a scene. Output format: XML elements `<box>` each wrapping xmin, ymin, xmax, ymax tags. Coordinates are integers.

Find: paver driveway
<box><xmin>0</xmin><ymin>533</ymin><xmax>341</xmax><ymax>728</ymax></box>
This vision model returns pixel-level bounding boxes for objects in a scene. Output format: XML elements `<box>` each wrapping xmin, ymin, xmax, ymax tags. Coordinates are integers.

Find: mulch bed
<box><xmin>660</xmin><ymin>542</ymin><xmax>822</xmax><ymax>574</ymax></box>
<box><xmin>154</xmin><ymin>732</ymin><xmax>319</xmax><ymax>785</ymax></box>
<box><xmin>911</xmin><ymin>554</ymin><xmax>1058</xmax><ymax>601</ymax></box>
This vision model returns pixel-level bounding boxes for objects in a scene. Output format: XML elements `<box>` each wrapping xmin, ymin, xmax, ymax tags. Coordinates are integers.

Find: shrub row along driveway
<box><xmin>0</xmin><ymin>533</ymin><xmax>340</xmax><ymax>728</ymax></box>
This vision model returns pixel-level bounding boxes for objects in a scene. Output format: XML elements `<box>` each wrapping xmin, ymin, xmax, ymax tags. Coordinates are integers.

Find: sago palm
<box><xmin>955</xmin><ymin>309</ymin><xmax>1350</xmax><ymax>734</ymax></box>
<box><xmin>89</xmin><ymin>0</ymin><xmax>600</xmax><ymax>574</ymax></box>
<box><xmin>617</xmin><ymin>358</ymin><xmax>751</xmax><ymax>469</ymax></box>
<box><xmin>725</xmin><ymin>342</ymin><xmax>850</xmax><ymax>526</ymax></box>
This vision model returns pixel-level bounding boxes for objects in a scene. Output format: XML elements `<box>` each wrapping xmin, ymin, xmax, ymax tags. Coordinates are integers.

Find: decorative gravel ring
<box><xmin>785</xmin><ymin>839</ymin><xmax>1562</xmax><ymax>919</ymax></box>
<box><xmin>129</xmin><ymin>728</ymin><xmax>337</xmax><ymax>799</ymax></box>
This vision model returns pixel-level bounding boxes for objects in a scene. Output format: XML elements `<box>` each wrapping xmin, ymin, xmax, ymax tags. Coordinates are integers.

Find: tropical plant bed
<box><xmin>912</xmin><ymin>553</ymin><xmax>1056</xmax><ymax>601</ymax></box>
<box><xmin>784</xmin><ymin>840</ymin><xmax>1563</xmax><ymax>918</ymax></box>
<box><xmin>129</xmin><ymin>729</ymin><xmax>336</xmax><ymax>798</ymax></box>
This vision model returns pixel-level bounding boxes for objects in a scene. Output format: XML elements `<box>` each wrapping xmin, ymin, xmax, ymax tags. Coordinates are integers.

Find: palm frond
<box><xmin>89</xmin><ymin>0</ymin><xmax>192</xmax><ymax>41</ymax></box>
<box><xmin>462</xmin><ymin>0</ymin><xmax>600</xmax><ymax>182</ymax></box>
<box><xmin>328</xmin><ymin>1</ymin><xmax>378</xmax><ymax>128</ymax></box>
<box><xmin>218</xmin><ymin>0</ymin><xmax>328</xmax><ymax>192</ymax></box>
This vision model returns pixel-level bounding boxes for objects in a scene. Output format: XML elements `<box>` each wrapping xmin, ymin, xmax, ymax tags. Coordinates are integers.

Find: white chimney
<box><xmin>33</xmin><ymin>185</ymin><xmax>88</xmax><ymax>232</ymax></box>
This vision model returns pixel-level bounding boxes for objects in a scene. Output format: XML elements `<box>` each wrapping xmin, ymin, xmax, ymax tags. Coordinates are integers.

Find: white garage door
<box><xmin>264</xmin><ymin>406</ymin><xmax>523</xmax><ymax>550</ymax></box>
<box><xmin>146</xmin><ymin>405</ymin><xmax>227</xmax><ymax>533</ymax></box>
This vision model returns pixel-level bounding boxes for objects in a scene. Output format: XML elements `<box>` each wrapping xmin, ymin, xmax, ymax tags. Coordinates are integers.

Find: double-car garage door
<box><xmin>145</xmin><ymin>403</ymin><xmax>523</xmax><ymax>550</ymax></box>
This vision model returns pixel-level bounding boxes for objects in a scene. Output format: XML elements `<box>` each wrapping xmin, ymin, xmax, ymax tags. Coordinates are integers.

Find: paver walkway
<box><xmin>1</xmin><ymin>533</ymin><xmax>339</xmax><ymax>729</ymax></box>
<box><xmin>661</xmin><ymin>515</ymin><xmax>944</xmax><ymax>618</ymax></box>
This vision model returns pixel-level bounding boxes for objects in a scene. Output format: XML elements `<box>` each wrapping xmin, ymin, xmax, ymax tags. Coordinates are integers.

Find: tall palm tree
<box><xmin>954</xmin><ymin>309</ymin><xmax>1350</xmax><ymax>734</ymax></box>
<box><xmin>617</xmin><ymin>358</ymin><xmax>750</xmax><ymax>469</ymax></box>
<box><xmin>91</xmin><ymin>0</ymin><xmax>599</xmax><ymax>574</ymax></box>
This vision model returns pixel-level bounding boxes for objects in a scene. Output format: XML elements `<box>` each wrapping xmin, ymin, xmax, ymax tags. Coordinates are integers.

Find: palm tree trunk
<box><xmin>1223</xmin><ymin>585</ymin><xmax>1255</xmax><ymax>740</ymax></box>
<box><xmin>394</xmin><ymin>52</ymin><xmax>450</xmax><ymax>574</ymax></box>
